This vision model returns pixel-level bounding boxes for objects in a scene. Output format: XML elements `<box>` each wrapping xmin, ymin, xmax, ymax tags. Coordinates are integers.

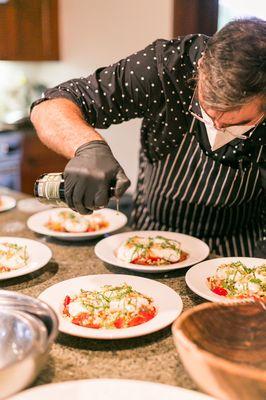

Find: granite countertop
<box><xmin>0</xmin><ymin>189</ymin><xmax>206</xmax><ymax>392</ymax></box>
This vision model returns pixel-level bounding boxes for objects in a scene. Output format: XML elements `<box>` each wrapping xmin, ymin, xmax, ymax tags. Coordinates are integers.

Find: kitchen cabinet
<box><xmin>0</xmin><ymin>0</ymin><xmax>59</xmax><ymax>61</ymax></box>
<box><xmin>173</xmin><ymin>0</ymin><xmax>218</xmax><ymax>36</ymax></box>
<box><xmin>0</xmin><ymin>131</ymin><xmax>22</xmax><ymax>190</ymax></box>
<box><xmin>21</xmin><ymin>127</ymin><xmax>67</xmax><ymax>194</ymax></box>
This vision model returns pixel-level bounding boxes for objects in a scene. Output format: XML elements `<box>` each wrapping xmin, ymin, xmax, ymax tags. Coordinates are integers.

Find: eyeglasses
<box><xmin>188</xmin><ymin>86</ymin><xmax>265</xmax><ymax>139</ymax></box>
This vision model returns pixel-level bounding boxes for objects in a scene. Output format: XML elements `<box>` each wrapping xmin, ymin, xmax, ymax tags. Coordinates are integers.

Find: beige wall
<box><xmin>55</xmin><ymin>0</ymin><xmax>174</xmax><ymax>193</ymax></box>
<box><xmin>0</xmin><ymin>0</ymin><xmax>174</xmax><ymax>192</ymax></box>
<box><xmin>59</xmin><ymin>0</ymin><xmax>173</xmax><ymax>68</ymax></box>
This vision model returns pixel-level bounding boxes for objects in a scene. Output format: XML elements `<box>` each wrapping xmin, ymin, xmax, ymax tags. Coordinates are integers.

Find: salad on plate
<box><xmin>207</xmin><ymin>261</ymin><xmax>266</xmax><ymax>299</ymax></box>
<box><xmin>116</xmin><ymin>235</ymin><xmax>188</xmax><ymax>266</ymax></box>
<box><xmin>62</xmin><ymin>283</ymin><xmax>157</xmax><ymax>329</ymax></box>
<box><xmin>45</xmin><ymin>210</ymin><xmax>109</xmax><ymax>233</ymax></box>
<box><xmin>0</xmin><ymin>242</ymin><xmax>29</xmax><ymax>273</ymax></box>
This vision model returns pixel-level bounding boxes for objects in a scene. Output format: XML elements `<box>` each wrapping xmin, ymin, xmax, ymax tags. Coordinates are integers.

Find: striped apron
<box><xmin>131</xmin><ymin>118</ymin><xmax>264</xmax><ymax>256</ymax></box>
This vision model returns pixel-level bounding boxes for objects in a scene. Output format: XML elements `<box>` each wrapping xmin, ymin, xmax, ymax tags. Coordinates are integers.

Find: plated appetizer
<box><xmin>45</xmin><ymin>210</ymin><xmax>109</xmax><ymax>233</ymax></box>
<box><xmin>0</xmin><ymin>242</ymin><xmax>29</xmax><ymax>273</ymax></box>
<box><xmin>0</xmin><ymin>195</ymin><xmax>16</xmax><ymax>212</ymax></box>
<box><xmin>116</xmin><ymin>235</ymin><xmax>188</xmax><ymax>266</ymax></box>
<box><xmin>207</xmin><ymin>261</ymin><xmax>266</xmax><ymax>299</ymax></box>
<box><xmin>62</xmin><ymin>283</ymin><xmax>156</xmax><ymax>329</ymax></box>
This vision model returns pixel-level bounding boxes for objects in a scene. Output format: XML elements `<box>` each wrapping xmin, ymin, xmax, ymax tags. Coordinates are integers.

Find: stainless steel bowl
<box><xmin>0</xmin><ymin>291</ymin><xmax>58</xmax><ymax>399</ymax></box>
<box><xmin>0</xmin><ymin>290</ymin><xmax>58</xmax><ymax>348</ymax></box>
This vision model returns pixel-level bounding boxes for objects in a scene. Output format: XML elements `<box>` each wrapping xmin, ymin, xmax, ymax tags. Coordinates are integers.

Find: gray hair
<box><xmin>199</xmin><ymin>18</ymin><xmax>266</xmax><ymax>112</ymax></box>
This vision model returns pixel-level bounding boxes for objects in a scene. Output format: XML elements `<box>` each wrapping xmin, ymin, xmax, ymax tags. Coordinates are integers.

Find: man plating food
<box><xmin>31</xmin><ymin>18</ymin><xmax>265</xmax><ymax>257</ymax></box>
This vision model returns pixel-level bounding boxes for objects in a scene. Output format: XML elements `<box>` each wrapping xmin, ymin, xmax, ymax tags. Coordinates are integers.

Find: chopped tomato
<box><xmin>86</xmin><ymin>227</ymin><xmax>96</xmax><ymax>232</ymax></box>
<box><xmin>85</xmin><ymin>322</ymin><xmax>101</xmax><ymax>329</ymax></box>
<box><xmin>131</xmin><ymin>251</ymin><xmax>188</xmax><ymax>266</ymax></box>
<box><xmin>139</xmin><ymin>308</ymin><xmax>156</xmax><ymax>321</ymax></box>
<box><xmin>45</xmin><ymin>222</ymin><xmax>66</xmax><ymax>232</ymax></box>
<box><xmin>72</xmin><ymin>313</ymin><xmax>100</xmax><ymax>328</ymax></box>
<box><xmin>128</xmin><ymin>316</ymin><xmax>145</xmax><ymax>327</ymax></box>
<box><xmin>132</xmin><ymin>257</ymin><xmax>163</xmax><ymax>265</ymax></box>
<box><xmin>63</xmin><ymin>295</ymin><xmax>71</xmax><ymax>307</ymax></box>
<box><xmin>128</xmin><ymin>308</ymin><xmax>156</xmax><ymax>326</ymax></box>
<box><xmin>114</xmin><ymin>317</ymin><xmax>124</xmax><ymax>329</ymax></box>
<box><xmin>179</xmin><ymin>251</ymin><xmax>188</xmax><ymax>262</ymax></box>
<box><xmin>0</xmin><ymin>266</ymin><xmax>11</xmax><ymax>272</ymax></box>
<box><xmin>212</xmin><ymin>287</ymin><xmax>228</xmax><ymax>296</ymax></box>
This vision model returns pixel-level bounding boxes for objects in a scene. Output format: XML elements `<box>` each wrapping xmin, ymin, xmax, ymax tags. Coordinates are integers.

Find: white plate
<box><xmin>27</xmin><ymin>208</ymin><xmax>127</xmax><ymax>241</ymax></box>
<box><xmin>38</xmin><ymin>274</ymin><xmax>183</xmax><ymax>339</ymax></box>
<box><xmin>95</xmin><ymin>231</ymin><xmax>209</xmax><ymax>273</ymax></box>
<box><xmin>0</xmin><ymin>195</ymin><xmax>16</xmax><ymax>212</ymax></box>
<box><xmin>185</xmin><ymin>257</ymin><xmax>266</xmax><ymax>302</ymax></box>
<box><xmin>0</xmin><ymin>237</ymin><xmax>52</xmax><ymax>280</ymax></box>
<box><xmin>8</xmin><ymin>379</ymin><xmax>216</xmax><ymax>400</ymax></box>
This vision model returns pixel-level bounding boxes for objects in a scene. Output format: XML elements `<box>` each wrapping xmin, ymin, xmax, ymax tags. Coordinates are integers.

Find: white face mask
<box><xmin>200</xmin><ymin>106</ymin><xmax>256</xmax><ymax>151</ymax></box>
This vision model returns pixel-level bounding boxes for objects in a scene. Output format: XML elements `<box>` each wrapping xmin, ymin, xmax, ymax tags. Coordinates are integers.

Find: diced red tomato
<box><xmin>212</xmin><ymin>287</ymin><xmax>228</xmax><ymax>296</ymax></box>
<box><xmin>139</xmin><ymin>309</ymin><xmax>156</xmax><ymax>321</ymax></box>
<box><xmin>131</xmin><ymin>251</ymin><xmax>188</xmax><ymax>266</ymax></box>
<box><xmin>85</xmin><ymin>322</ymin><xmax>101</xmax><ymax>329</ymax></box>
<box><xmin>72</xmin><ymin>313</ymin><xmax>100</xmax><ymax>329</ymax></box>
<box><xmin>128</xmin><ymin>308</ymin><xmax>156</xmax><ymax>327</ymax></box>
<box><xmin>132</xmin><ymin>257</ymin><xmax>162</xmax><ymax>265</ymax></box>
<box><xmin>86</xmin><ymin>227</ymin><xmax>96</xmax><ymax>232</ymax></box>
<box><xmin>63</xmin><ymin>295</ymin><xmax>71</xmax><ymax>307</ymax></box>
<box><xmin>114</xmin><ymin>317</ymin><xmax>124</xmax><ymax>329</ymax></box>
<box><xmin>86</xmin><ymin>222</ymin><xmax>108</xmax><ymax>232</ymax></box>
<box><xmin>128</xmin><ymin>316</ymin><xmax>145</xmax><ymax>327</ymax></box>
<box><xmin>179</xmin><ymin>251</ymin><xmax>188</xmax><ymax>262</ymax></box>
<box><xmin>0</xmin><ymin>266</ymin><xmax>11</xmax><ymax>272</ymax></box>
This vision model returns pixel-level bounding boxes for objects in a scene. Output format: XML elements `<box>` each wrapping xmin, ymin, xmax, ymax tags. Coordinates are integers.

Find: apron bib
<box><xmin>132</xmin><ymin>127</ymin><xmax>263</xmax><ymax>256</ymax></box>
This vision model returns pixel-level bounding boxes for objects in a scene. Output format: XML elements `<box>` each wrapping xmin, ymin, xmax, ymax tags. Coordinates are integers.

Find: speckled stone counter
<box><xmin>0</xmin><ymin>189</ymin><xmax>207</xmax><ymax>392</ymax></box>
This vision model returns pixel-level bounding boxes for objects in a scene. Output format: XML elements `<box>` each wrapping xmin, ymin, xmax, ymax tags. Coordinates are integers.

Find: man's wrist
<box><xmin>72</xmin><ymin>133</ymin><xmax>106</xmax><ymax>157</ymax></box>
<box><xmin>75</xmin><ymin>140</ymin><xmax>109</xmax><ymax>156</ymax></box>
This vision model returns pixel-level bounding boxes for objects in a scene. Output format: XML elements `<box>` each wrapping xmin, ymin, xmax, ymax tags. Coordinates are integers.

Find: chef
<box><xmin>31</xmin><ymin>18</ymin><xmax>265</xmax><ymax>256</ymax></box>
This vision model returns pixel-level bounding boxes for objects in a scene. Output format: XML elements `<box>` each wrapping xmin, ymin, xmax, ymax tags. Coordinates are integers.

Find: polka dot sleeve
<box><xmin>31</xmin><ymin>42</ymin><xmax>164</xmax><ymax>129</ymax></box>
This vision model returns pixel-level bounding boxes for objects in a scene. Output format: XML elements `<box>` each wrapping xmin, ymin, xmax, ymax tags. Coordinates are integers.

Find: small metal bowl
<box><xmin>0</xmin><ymin>309</ymin><xmax>48</xmax><ymax>399</ymax></box>
<box><xmin>0</xmin><ymin>290</ymin><xmax>58</xmax><ymax>348</ymax></box>
<box><xmin>0</xmin><ymin>291</ymin><xmax>58</xmax><ymax>399</ymax></box>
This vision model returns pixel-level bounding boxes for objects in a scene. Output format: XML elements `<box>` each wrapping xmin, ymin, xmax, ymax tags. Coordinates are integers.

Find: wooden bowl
<box><xmin>172</xmin><ymin>301</ymin><xmax>266</xmax><ymax>400</ymax></box>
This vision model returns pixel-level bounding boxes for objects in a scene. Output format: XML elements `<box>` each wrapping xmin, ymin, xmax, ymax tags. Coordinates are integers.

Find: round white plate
<box><xmin>95</xmin><ymin>231</ymin><xmax>209</xmax><ymax>273</ymax></box>
<box><xmin>8</xmin><ymin>379</ymin><xmax>216</xmax><ymax>400</ymax></box>
<box><xmin>185</xmin><ymin>257</ymin><xmax>266</xmax><ymax>302</ymax></box>
<box><xmin>27</xmin><ymin>208</ymin><xmax>127</xmax><ymax>241</ymax></box>
<box><xmin>0</xmin><ymin>237</ymin><xmax>52</xmax><ymax>280</ymax></box>
<box><xmin>0</xmin><ymin>195</ymin><xmax>16</xmax><ymax>212</ymax></box>
<box><xmin>38</xmin><ymin>274</ymin><xmax>183</xmax><ymax>339</ymax></box>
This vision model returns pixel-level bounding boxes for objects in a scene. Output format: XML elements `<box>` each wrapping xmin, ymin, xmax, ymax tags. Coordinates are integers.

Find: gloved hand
<box><xmin>64</xmin><ymin>140</ymin><xmax>130</xmax><ymax>214</ymax></box>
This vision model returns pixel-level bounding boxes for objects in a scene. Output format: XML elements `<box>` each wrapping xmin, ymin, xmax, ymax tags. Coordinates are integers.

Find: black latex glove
<box><xmin>64</xmin><ymin>140</ymin><xmax>130</xmax><ymax>214</ymax></box>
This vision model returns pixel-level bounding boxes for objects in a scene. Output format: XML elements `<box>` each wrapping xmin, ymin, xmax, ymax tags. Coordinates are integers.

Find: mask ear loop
<box><xmin>188</xmin><ymin>84</ymin><xmax>200</xmax><ymax>134</ymax></box>
<box><xmin>189</xmin><ymin>117</ymin><xmax>196</xmax><ymax>134</ymax></box>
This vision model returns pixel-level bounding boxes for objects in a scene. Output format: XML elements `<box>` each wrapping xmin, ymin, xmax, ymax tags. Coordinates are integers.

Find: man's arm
<box><xmin>31</xmin><ymin>98</ymin><xmax>103</xmax><ymax>159</ymax></box>
<box><xmin>30</xmin><ymin>41</ymin><xmax>163</xmax><ymax>213</ymax></box>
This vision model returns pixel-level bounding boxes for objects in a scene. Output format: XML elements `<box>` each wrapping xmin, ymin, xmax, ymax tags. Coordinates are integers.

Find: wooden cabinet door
<box><xmin>21</xmin><ymin>131</ymin><xmax>67</xmax><ymax>195</ymax></box>
<box><xmin>0</xmin><ymin>0</ymin><xmax>59</xmax><ymax>61</ymax></box>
